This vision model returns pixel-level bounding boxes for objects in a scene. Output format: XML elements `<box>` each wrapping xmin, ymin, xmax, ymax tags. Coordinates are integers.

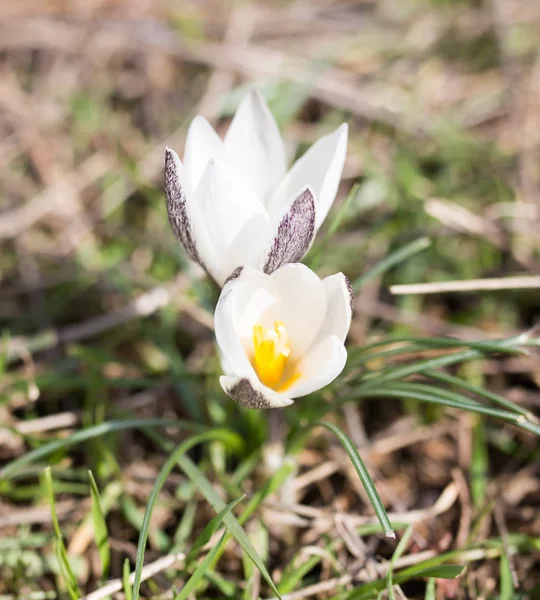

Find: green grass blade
<box><xmin>426</xmin><ymin>369</ymin><xmax>534</xmax><ymax>418</ymax></box>
<box><xmin>239</xmin><ymin>459</ymin><xmax>295</xmax><ymax>524</ymax></box>
<box><xmin>0</xmin><ymin>331</ymin><xmax>9</xmax><ymax>374</ymax></box>
<box><xmin>314</xmin><ymin>420</ymin><xmax>395</xmax><ymax>539</ymax></box>
<box><xmin>356</xmin><ymin>334</ymin><xmax>528</xmax><ymax>355</ymax></box>
<box><xmin>278</xmin><ymin>555</ymin><xmax>320</xmax><ymax>594</ymax></box>
<box><xmin>123</xmin><ymin>559</ymin><xmax>133</xmax><ymax>600</ymax></box>
<box><xmin>191</xmin><ymin>457</ymin><xmax>295</xmax><ymax>596</ymax></box>
<box><xmin>499</xmin><ymin>553</ymin><xmax>514</xmax><ymax>600</ymax></box>
<box><xmin>143</xmin><ymin>425</ymin><xmax>291</xmax><ymax>600</ymax></box>
<box><xmin>357</xmin><ymin>340</ymin><xmax>525</xmax><ymax>392</ymax></box>
<box><xmin>175</xmin><ymin>531</ymin><xmax>229</xmax><ymax>600</ymax></box>
<box><xmin>55</xmin><ymin>545</ymin><xmax>80</xmax><ymax>600</ymax></box>
<box><xmin>349</xmin><ymin>336</ymin><xmax>528</xmax><ymax>382</ymax></box>
<box><xmin>44</xmin><ymin>467</ymin><xmax>63</xmax><ymax>540</ymax></box>
<box><xmin>365</xmin><ymin>382</ymin><xmax>494</xmax><ymax>411</ymax></box>
<box><xmin>120</xmin><ymin>495</ymin><xmax>167</xmax><ymax>551</ymax></box>
<box><xmin>348</xmin><ymin>383</ymin><xmax>540</xmax><ymax>434</ymax></box>
<box><xmin>153</xmin><ymin>423</ymin><xmax>359</xmax><ymax>600</ymax></box>
<box><xmin>132</xmin><ymin>429</ymin><xmax>244</xmax><ymax>600</ymax></box>
<box><xmin>44</xmin><ymin>467</ymin><xmax>81</xmax><ymax>599</ymax></box>
<box><xmin>174</xmin><ymin>498</ymin><xmax>197</xmax><ymax>549</ymax></box>
<box><xmin>386</xmin><ymin>525</ymin><xmax>413</xmax><ymax>599</ymax></box>
<box><xmin>471</xmin><ymin>418</ymin><xmax>488</xmax><ymax>509</ymax></box>
<box><xmin>186</xmin><ymin>495</ymin><xmax>245</xmax><ymax>563</ymax></box>
<box><xmin>345</xmin><ymin>562</ymin><xmax>466</xmax><ymax>599</ymax></box>
<box><xmin>88</xmin><ymin>470</ymin><xmax>110</xmax><ymax>578</ymax></box>
<box><xmin>0</xmin><ymin>418</ymin><xmax>201</xmax><ymax>479</ymax></box>
<box><xmin>352</xmin><ymin>237</ymin><xmax>431</xmax><ymax>291</ymax></box>
<box><xmin>173</xmin><ymin>453</ymin><xmax>284</xmax><ymax>599</ymax></box>
<box><xmin>347</xmin><ymin>343</ymin><xmax>425</xmax><ymax>369</ymax></box>
<box><xmin>401</xmin><ymin>565</ymin><xmax>465</xmax><ymax>579</ymax></box>
<box><xmin>424</xmin><ymin>578</ymin><xmax>436</xmax><ymax>600</ymax></box>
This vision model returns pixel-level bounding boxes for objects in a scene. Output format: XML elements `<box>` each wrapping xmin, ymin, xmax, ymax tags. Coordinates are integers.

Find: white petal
<box><xmin>217</xmin><ymin>347</ymin><xmax>236</xmax><ymax>377</ymax></box>
<box><xmin>268</xmin><ymin>123</ymin><xmax>348</xmax><ymax>229</ymax></box>
<box><xmin>316</xmin><ymin>273</ymin><xmax>354</xmax><ymax>344</ymax></box>
<box><xmin>224</xmin><ymin>212</ymin><xmax>273</xmax><ymax>277</ymax></box>
<box><xmin>193</xmin><ymin>160</ymin><xmax>270</xmax><ymax>285</ymax></box>
<box><xmin>263</xmin><ymin>187</ymin><xmax>316</xmax><ymax>274</ymax></box>
<box><xmin>286</xmin><ymin>336</ymin><xmax>347</xmax><ymax>398</ymax></box>
<box><xmin>164</xmin><ymin>147</ymin><xmax>222</xmax><ymax>280</ymax></box>
<box><xmin>214</xmin><ymin>287</ymin><xmax>256</xmax><ymax>379</ymax></box>
<box><xmin>222</xmin><ymin>266</ymin><xmax>280</xmax><ymax>344</ymax></box>
<box><xmin>269</xmin><ymin>263</ymin><xmax>327</xmax><ymax>356</ymax></box>
<box><xmin>183</xmin><ymin>116</ymin><xmax>224</xmax><ymax>192</ymax></box>
<box><xmin>220</xmin><ymin>376</ymin><xmax>293</xmax><ymax>409</ymax></box>
<box><xmin>224</xmin><ymin>88</ymin><xmax>287</xmax><ymax>202</ymax></box>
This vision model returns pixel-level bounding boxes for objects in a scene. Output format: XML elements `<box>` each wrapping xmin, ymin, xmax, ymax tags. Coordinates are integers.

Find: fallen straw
<box><xmin>390</xmin><ymin>275</ymin><xmax>540</xmax><ymax>295</ymax></box>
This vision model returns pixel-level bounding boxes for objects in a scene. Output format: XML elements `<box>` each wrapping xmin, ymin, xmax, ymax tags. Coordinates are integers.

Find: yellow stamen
<box><xmin>252</xmin><ymin>321</ymin><xmax>299</xmax><ymax>390</ymax></box>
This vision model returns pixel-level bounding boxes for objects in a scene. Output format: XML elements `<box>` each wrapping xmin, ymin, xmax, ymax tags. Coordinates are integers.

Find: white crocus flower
<box><xmin>165</xmin><ymin>88</ymin><xmax>348</xmax><ymax>286</ymax></box>
<box><xmin>214</xmin><ymin>263</ymin><xmax>353</xmax><ymax>409</ymax></box>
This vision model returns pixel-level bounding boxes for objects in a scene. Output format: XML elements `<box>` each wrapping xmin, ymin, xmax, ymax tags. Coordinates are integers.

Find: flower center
<box><xmin>252</xmin><ymin>321</ymin><xmax>299</xmax><ymax>391</ymax></box>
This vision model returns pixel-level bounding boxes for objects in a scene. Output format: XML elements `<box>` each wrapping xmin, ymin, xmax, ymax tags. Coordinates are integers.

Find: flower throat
<box><xmin>252</xmin><ymin>322</ymin><xmax>299</xmax><ymax>391</ymax></box>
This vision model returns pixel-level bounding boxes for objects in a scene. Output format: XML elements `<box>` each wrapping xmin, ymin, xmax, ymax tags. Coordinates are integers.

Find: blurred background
<box><xmin>1</xmin><ymin>0</ymin><xmax>540</xmax><ymax>597</ymax></box>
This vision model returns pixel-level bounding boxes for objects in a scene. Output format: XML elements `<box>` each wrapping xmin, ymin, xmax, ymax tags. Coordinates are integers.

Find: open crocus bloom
<box><xmin>165</xmin><ymin>88</ymin><xmax>348</xmax><ymax>286</ymax></box>
<box><xmin>214</xmin><ymin>263</ymin><xmax>353</xmax><ymax>409</ymax></box>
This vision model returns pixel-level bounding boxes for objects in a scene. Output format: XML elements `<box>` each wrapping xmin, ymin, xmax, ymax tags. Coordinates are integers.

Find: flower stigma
<box><xmin>252</xmin><ymin>321</ymin><xmax>300</xmax><ymax>391</ymax></box>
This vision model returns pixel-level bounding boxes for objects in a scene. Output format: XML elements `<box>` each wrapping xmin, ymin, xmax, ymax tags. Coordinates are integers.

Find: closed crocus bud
<box><xmin>165</xmin><ymin>88</ymin><xmax>348</xmax><ymax>286</ymax></box>
<box><xmin>214</xmin><ymin>264</ymin><xmax>354</xmax><ymax>409</ymax></box>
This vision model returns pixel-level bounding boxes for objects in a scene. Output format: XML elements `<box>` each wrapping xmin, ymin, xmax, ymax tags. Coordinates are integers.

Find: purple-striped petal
<box><xmin>263</xmin><ymin>187</ymin><xmax>315</xmax><ymax>274</ymax></box>
<box><xmin>164</xmin><ymin>147</ymin><xmax>201</xmax><ymax>264</ymax></box>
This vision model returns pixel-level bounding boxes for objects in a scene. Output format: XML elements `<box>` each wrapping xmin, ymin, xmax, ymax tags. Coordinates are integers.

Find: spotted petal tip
<box><xmin>263</xmin><ymin>187</ymin><xmax>316</xmax><ymax>274</ymax></box>
<box><xmin>345</xmin><ymin>275</ymin><xmax>354</xmax><ymax>312</ymax></box>
<box><xmin>164</xmin><ymin>148</ymin><xmax>201</xmax><ymax>265</ymax></box>
<box><xmin>223</xmin><ymin>266</ymin><xmax>244</xmax><ymax>287</ymax></box>
<box><xmin>220</xmin><ymin>376</ymin><xmax>294</xmax><ymax>410</ymax></box>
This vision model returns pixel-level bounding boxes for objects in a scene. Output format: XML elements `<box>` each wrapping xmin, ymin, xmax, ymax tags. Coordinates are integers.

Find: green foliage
<box><xmin>88</xmin><ymin>471</ymin><xmax>111</xmax><ymax>579</ymax></box>
<box><xmin>352</xmin><ymin>237</ymin><xmax>432</xmax><ymax>291</ymax></box>
<box><xmin>174</xmin><ymin>531</ymin><xmax>228</xmax><ymax>600</ymax></box>
<box><xmin>315</xmin><ymin>420</ymin><xmax>394</xmax><ymax>539</ymax></box>
<box><xmin>44</xmin><ymin>468</ymin><xmax>81</xmax><ymax>599</ymax></box>
<box><xmin>0</xmin><ymin>418</ymin><xmax>202</xmax><ymax>480</ymax></box>
<box><xmin>131</xmin><ymin>429</ymin><xmax>244</xmax><ymax>600</ymax></box>
<box><xmin>185</xmin><ymin>496</ymin><xmax>245</xmax><ymax>564</ymax></box>
<box><xmin>386</xmin><ymin>525</ymin><xmax>413</xmax><ymax>599</ymax></box>
<box><xmin>346</xmin><ymin>561</ymin><xmax>466</xmax><ymax>599</ymax></box>
<box><xmin>123</xmin><ymin>558</ymin><xmax>133</xmax><ymax>600</ymax></box>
